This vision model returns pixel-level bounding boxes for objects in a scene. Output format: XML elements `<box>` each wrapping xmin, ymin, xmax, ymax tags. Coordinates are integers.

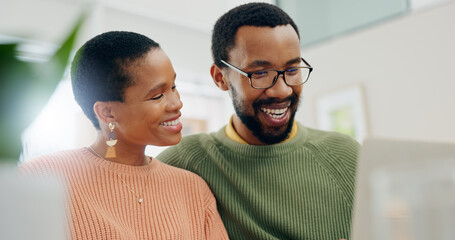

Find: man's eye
<box><xmin>286</xmin><ymin>68</ymin><xmax>300</xmax><ymax>75</ymax></box>
<box><xmin>251</xmin><ymin>71</ymin><xmax>269</xmax><ymax>79</ymax></box>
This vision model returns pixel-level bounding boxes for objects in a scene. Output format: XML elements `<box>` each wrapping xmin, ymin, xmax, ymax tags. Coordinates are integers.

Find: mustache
<box><xmin>252</xmin><ymin>93</ymin><xmax>299</xmax><ymax>108</ymax></box>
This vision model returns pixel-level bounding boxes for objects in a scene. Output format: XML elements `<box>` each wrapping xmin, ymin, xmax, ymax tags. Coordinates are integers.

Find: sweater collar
<box><xmin>83</xmin><ymin>148</ymin><xmax>160</xmax><ymax>176</ymax></box>
<box><xmin>218</xmin><ymin>122</ymin><xmax>308</xmax><ymax>158</ymax></box>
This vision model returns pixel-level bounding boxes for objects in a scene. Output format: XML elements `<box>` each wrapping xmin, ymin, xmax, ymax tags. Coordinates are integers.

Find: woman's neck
<box><xmin>90</xmin><ymin>137</ymin><xmax>149</xmax><ymax>166</ymax></box>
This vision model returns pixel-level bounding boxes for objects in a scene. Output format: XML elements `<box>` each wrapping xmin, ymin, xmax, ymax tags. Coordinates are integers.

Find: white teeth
<box><xmin>261</xmin><ymin>107</ymin><xmax>288</xmax><ymax>119</ymax></box>
<box><xmin>160</xmin><ymin>119</ymin><xmax>180</xmax><ymax>126</ymax></box>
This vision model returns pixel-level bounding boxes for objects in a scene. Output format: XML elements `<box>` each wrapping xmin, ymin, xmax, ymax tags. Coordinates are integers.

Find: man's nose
<box><xmin>264</xmin><ymin>73</ymin><xmax>292</xmax><ymax>99</ymax></box>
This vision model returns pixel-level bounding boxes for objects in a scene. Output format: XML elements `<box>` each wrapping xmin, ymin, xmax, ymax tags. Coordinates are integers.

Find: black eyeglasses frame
<box><xmin>220</xmin><ymin>57</ymin><xmax>313</xmax><ymax>89</ymax></box>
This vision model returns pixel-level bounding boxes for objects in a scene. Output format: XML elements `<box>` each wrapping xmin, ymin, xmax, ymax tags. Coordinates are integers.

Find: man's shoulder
<box><xmin>180</xmin><ymin>132</ymin><xmax>214</xmax><ymax>143</ymax></box>
<box><xmin>297</xmin><ymin>124</ymin><xmax>360</xmax><ymax>165</ymax></box>
<box><xmin>301</xmin><ymin>124</ymin><xmax>360</xmax><ymax>148</ymax></box>
<box><xmin>157</xmin><ymin>131</ymin><xmax>223</xmax><ymax>169</ymax></box>
<box><xmin>175</xmin><ymin>131</ymin><xmax>220</xmax><ymax>151</ymax></box>
<box><xmin>156</xmin><ymin>160</ymin><xmax>211</xmax><ymax>185</ymax></box>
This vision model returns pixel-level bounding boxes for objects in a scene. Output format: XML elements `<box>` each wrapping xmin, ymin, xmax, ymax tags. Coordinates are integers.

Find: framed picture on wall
<box><xmin>315</xmin><ymin>84</ymin><xmax>368</xmax><ymax>144</ymax></box>
<box><xmin>180</xmin><ymin>118</ymin><xmax>207</xmax><ymax>136</ymax></box>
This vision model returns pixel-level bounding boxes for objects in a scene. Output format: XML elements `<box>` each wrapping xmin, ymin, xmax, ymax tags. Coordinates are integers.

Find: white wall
<box><xmin>297</xmin><ymin>1</ymin><xmax>455</xmax><ymax>143</ymax></box>
<box><xmin>3</xmin><ymin>0</ymin><xmax>454</xmax><ymax>159</ymax></box>
<box><xmin>0</xmin><ymin>0</ymin><xmax>273</xmax><ymax>74</ymax></box>
<box><xmin>1</xmin><ymin>0</ymin><xmax>274</xmax><ymax>159</ymax></box>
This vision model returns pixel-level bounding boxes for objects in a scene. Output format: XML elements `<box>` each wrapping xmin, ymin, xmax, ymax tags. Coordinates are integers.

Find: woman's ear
<box><xmin>210</xmin><ymin>64</ymin><xmax>229</xmax><ymax>91</ymax></box>
<box><xmin>93</xmin><ymin>102</ymin><xmax>114</xmax><ymax>126</ymax></box>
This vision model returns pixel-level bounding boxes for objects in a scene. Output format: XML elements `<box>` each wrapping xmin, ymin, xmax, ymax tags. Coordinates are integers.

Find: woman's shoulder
<box><xmin>19</xmin><ymin>148</ymin><xmax>89</xmax><ymax>175</ymax></box>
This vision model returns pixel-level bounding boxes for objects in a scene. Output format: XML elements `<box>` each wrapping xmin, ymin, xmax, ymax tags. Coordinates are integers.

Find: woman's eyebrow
<box><xmin>149</xmin><ymin>83</ymin><xmax>166</xmax><ymax>94</ymax></box>
<box><xmin>146</xmin><ymin>73</ymin><xmax>177</xmax><ymax>96</ymax></box>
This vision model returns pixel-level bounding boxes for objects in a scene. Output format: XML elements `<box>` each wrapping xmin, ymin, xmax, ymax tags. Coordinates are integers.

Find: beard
<box><xmin>230</xmin><ymin>85</ymin><xmax>300</xmax><ymax>145</ymax></box>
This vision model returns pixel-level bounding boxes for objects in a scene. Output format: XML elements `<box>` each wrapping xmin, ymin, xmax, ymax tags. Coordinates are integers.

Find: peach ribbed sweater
<box><xmin>20</xmin><ymin>148</ymin><xmax>229</xmax><ymax>239</ymax></box>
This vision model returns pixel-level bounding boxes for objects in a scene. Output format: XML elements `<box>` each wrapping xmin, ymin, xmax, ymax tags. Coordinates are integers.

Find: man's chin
<box><xmin>254</xmin><ymin>121</ymin><xmax>293</xmax><ymax>144</ymax></box>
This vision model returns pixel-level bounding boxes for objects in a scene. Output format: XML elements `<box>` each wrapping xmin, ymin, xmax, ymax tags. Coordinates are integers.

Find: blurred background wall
<box><xmin>1</xmin><ymin>0</ymin><xmax>454</xmax><ymax>160</ymax></box>
<box><xmin>296</xmin><ymin>1</ymin><xmax>455</xmax><ymax>143</ymax></box>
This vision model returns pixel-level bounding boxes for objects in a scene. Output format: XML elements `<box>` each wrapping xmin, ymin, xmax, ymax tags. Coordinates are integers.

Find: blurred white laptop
<box><xmin>351</xmin><ymin>138</ymin><xmax>455</xmax><ymax>240</ymax></box>
<box><xmin>0</xmin><ymin>165</ymin><xmax>66</xmax><ymax>240</ymax></box>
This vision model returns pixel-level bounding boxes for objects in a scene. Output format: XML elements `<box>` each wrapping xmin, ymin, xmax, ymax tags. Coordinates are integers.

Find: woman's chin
<box><xmin>151</xmin><ymin>134</ymin><xmax>182</xmax><ymax>147</ymax></box>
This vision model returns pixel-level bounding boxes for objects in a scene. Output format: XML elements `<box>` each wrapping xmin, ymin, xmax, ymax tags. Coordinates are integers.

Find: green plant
<box><xmin>0</xmin><ymin>16</ymin><xmax>85</xmax><ymax>163</ymax></box>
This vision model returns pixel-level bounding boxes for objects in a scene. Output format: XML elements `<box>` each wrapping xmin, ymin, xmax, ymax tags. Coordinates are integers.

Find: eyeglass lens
<box><xmin>250</xmin><ymin>67</ymin><xmax>310</xmax><ymax>89</ymax></box>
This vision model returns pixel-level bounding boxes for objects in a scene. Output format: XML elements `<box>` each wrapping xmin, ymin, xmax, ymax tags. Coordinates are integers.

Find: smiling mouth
<box><xmin>160</xmin><ymin>119</ymin><xmax>180</xmax><ymax>126</ymax></box>
<box><xmin>260</xmin><ymin>107</ymin><xmax>288</xmax><ymax>119</ymax></box>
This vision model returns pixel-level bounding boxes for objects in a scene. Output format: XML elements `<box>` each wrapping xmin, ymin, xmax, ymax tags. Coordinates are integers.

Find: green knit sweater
<box><xmin>158</xmin><ymin>123</ymin><xmax>360</xmax><ymax>240</ymax></box>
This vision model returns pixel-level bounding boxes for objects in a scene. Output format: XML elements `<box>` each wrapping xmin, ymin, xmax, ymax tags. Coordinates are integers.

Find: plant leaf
<box><xmin>0</xmin><ymin>13</ymin><xmax>86</xmax><ymax>162</ymax></box>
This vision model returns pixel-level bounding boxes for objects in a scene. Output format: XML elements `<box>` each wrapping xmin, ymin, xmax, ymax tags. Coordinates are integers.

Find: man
<box><xmin>158</xmin><ymin>2</ymin><xmax>359</xmax><ymax>239</ymax></box>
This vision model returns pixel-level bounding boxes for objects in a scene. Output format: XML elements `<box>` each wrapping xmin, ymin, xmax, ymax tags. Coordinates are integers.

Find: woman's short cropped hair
<box><xmin>71</xmin><ymin>31</ymin><xmax>160</xmax><ymax>129</ymax></box>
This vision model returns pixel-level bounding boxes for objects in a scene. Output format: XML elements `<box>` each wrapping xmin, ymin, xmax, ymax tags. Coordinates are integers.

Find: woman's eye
<box><xmin>171</xmin><ymin>85</ymin><xmax>177</xmax><ymax>90</ymax></box>
<box><xmin>150</xmin><ymin>94</ymin><xmax>164</xmax><ymax>100</ymax></box>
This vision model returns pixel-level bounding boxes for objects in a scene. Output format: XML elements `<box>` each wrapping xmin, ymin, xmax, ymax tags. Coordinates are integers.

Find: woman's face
<box><xmin>110</xmin><ymin>49</ymin><xmax>183</xmax><ymax>147</ymax></box>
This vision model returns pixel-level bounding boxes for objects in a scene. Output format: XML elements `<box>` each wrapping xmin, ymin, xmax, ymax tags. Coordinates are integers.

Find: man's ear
<box><xmin>93</xmin><ymin>101</ymin><xmax>115</xmax><ymax>126</ymax></box>
<box><xmin>210</xmin><ymin>63</ymin><xmax>229</xmax><ymax>91</ymax></box>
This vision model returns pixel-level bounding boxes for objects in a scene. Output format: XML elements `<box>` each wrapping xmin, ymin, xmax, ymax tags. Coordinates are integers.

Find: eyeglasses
<box><xmin>220</xmin><ymin>58</ymin><xmax>313</xmax><ymax>89</ymax></box>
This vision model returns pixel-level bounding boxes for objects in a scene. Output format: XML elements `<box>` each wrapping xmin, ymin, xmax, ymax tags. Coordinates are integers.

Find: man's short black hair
<box><xmin>71</xmin><ymin>31</ymin><xmax>160</xmax><ymax>129</ymax></box>
<box><xmin>211</xmin><ymin>2</ymin><xmax>300</xmax><ymax>67</ymax></box>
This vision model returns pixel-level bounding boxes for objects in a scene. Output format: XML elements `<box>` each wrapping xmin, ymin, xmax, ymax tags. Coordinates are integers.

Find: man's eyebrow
<box><xmin>245</xmin><ymin>57</ymin><xmax>302</xmax><ymax>69</ymax></box>
<box><xmin>286</xmin><ymin>57</ymin><xmax>302</xmax><ymax>66</ymax></box>
<box><xmin>246</xmin><ymin>60</ymin><xmax>272</xmax><ymax>68</ymax></box>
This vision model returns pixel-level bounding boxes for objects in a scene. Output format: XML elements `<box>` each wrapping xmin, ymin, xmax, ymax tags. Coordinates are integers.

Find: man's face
<box><xmin>224</xmin><ymin>25</ymin><xmax>303</xmax><ymax>145</ymax></box>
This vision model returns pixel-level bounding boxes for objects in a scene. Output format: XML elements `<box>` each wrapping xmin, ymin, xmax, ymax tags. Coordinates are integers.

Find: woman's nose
<box><xmin>166</xmin><ymin>89</ymin><xmax>183</xmax><ymax>111</ymax></box>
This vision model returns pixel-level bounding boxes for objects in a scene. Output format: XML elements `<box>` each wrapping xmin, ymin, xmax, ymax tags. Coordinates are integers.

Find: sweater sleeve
<box><xmin>157</xmin><ymin>144</ymin><xmax>186</xmax><ymax>168</ymax></box>
<box><xmin>158</xmin><ymin>134</ymin><xmax>206</xmax><ymax>170</ymax></box>
<box><xmin>19</xmin><ymin>156</ymin><xmax>59</xmax><ymax>177</ymax></box>
<box><xmin>202</xmin><ymin>183</ymin><xmax>229</xmax><ymax>240</ymax></box>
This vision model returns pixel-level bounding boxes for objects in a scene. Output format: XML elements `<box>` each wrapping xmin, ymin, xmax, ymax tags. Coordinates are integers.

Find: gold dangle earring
<box><xmin>105</xmin><ymin>122</ymin><xmax>118</xmax><ymax>158</ymax></box>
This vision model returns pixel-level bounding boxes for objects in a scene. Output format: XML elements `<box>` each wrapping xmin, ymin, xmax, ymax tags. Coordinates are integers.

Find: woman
<box><xmin>20</xmin><ymin>31</ymin><xmax>228</xmax><ymax>239</ymax></box>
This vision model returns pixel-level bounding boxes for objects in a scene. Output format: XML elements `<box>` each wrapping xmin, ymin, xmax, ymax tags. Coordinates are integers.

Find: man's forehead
<box><xmin>232</xmin><ymin>25</ymin><xmax>299</xmax><ymax>50</ymax></box>
<box><xmin>228</xmin><ymin>25</ymin><xmax>301</xmax><ymax>66</ymax></box>
<box><xmin>234</xmin><ymin>24</ymin><xmax>296</xmax><ymax>39</ymax></box>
